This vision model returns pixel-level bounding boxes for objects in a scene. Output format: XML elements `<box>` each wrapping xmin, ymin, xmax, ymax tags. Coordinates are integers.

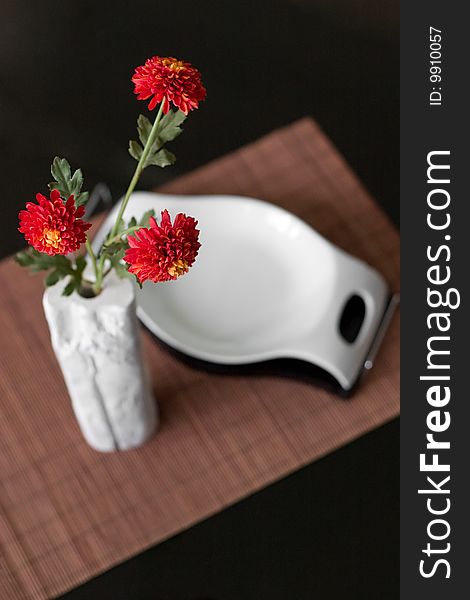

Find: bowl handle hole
<box><xmin>339</xmin><ymin>294</ymin><xmax>366</xmax><ymax>343</ymax></box>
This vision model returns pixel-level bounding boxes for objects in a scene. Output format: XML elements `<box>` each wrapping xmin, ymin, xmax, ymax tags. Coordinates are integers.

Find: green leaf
<box><xmin>137</xmin><ymin>114</ymin><xmax>153</xmax><ymax>146</ymax></box>
<box><xmin>146</xmin><ymin>148</ymin><xmax>176</xmax><ymax>168</ymax></box>
<box><xmin>139</xmin><ymin>209</ymin><xmax>155</xmax><ymax>227</ymax></box>
<box><xmin>15</xmin><ymin>246</ymin><xmax>88</xmax><ymax>294</ymax></box>
<box><xmin>157</xmin><ymin>109</ymin><xmax>186</xmax><ymax>144</ymax></box>
<box><xmin>70</xmin><ymin>169</ymin><xmax>83</xmax><ymax>194</ymax></box>
<box><xmin>129</xmin><ymin>110</ymin><xmax>184</xmax><ymax>169</ymax></box>
<box><xmin>15</xmin><ymin>250</ymin><xmax>35</xmax><ymax>267</ymax></box>
<box><xmin>75</xmin><ymin>191</ymin><xmax>89</xmax><ymax>207</ymax></box>
<box><xmin>49</xmin><ymin>157</ymin><xmax>89</xmax><ymax>208</ymax></box>
<box><xmin>45</xmin><ymin>270</ymin><xmax>62</xmax><ymax>287</ymax></box>
<box><xmin>128</xmin><ymin>139</ymin><xmax>143</xmax><ymax>162</ymax></box>
<box><xmin>103</xmin><ymin>241</ymin><xmax>126</xmax><ymax>255</ymax></box>
<box><xmin>51</xmin><ymin>157</ymin><xmax>71</xmax><ymax>189</ymax></box>
<box><xmin>75</xmin><ymin>255</ymin><xmax>87</xmax><ymax>276</ymax></box>
<box><xmin>106</xmin><ymin>243</ymin><xmax>132</xmax><ymax>280</ymax></box>
<box><xmin>127</xmin><ymin>216</ymin><xmax>137</xmax><ymax>229</ymax></box>
<box><xmin>28</xmin><ymin>253</ymin><xmax>72</xmax><ymax>273</ymax></box>
<box><xmin>113</xmin><ymin>261</ymin><xmax>133</xmax><ymax>280</ymax></box>
<box><xmin>62</xmin><ymin>279</ymin><xmax>77</xmax><ymax>296</ymax></box>
<box><xmin>116</xmin><ymin>218</ymin><xmax>126</xmax><ymax>235</ymax></box>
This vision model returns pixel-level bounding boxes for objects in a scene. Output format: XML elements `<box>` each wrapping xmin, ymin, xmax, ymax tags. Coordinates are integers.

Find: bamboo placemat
<box><xmin>0</xmin><ymin>117</ymin><xmax>399</xmax><ymax>599</ymax></box>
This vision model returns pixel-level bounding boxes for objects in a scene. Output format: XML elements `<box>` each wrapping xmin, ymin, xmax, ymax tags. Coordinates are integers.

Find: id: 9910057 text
<box><xmin>429</xmin><ymin>26</ymin><xmax>442</xmax><ymax>106</ymax></box>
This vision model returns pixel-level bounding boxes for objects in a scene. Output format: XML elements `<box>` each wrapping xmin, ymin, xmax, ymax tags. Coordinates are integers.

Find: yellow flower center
<box><xmin>162</xmin><ymin>58</ymin><xmax>186</xmax><ymax>73</ymax></box>
<box><xmin>42</xmin><ymin>227</ymin><xmax>62</xmax><ymax>250</ymax></box>
<box><xmin>168</xmin><ymin>259</ymin><xmax>188</xmax><ymax>278</ymax></box>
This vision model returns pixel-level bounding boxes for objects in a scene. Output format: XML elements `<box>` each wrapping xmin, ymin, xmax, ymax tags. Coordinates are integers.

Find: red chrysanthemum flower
<box><xmin>132</xmin><ymin>56</ymin><xmax>206</xmax><ymax>114</ymax></box>
<box><xmin>124</xmin><ymin>209</ymin><xmax>201</xmax><ymax>283</ymax></box>
<box><xmin>18</xmin><ymin>189</ymin><xmax>91</xmax><ymax>255</ymax></box>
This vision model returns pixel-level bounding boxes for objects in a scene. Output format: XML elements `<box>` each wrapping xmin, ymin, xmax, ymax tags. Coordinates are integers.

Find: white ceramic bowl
<box><xmin>94</xmin><ymin>192</ymin><xmax>392</xmax><ymax>392</ymax></box>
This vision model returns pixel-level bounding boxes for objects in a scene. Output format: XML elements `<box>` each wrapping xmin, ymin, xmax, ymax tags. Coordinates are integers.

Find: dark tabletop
<box><xmin>0</xmin><ymin>1</ymin><xmax>398</xmax><ymax>598</ymax></box>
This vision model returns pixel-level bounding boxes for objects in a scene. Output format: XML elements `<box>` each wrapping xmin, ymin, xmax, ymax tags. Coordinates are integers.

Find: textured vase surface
<box><xmin>43</xmin><ymin>272</ymin><xmax>158</xmax><ymax>451</ymax></box>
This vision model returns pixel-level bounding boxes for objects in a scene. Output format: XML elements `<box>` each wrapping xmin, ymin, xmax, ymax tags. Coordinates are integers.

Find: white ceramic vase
<box><xmin>43</xmin><ymin>272</ymin><xmax>158</xmax><ymax>452</ymax></box>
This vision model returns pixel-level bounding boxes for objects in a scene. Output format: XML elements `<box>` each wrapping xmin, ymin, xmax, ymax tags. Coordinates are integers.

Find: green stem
<box><xmin>85</xmin><ymin>238</ymin><xmax>100</xmax><ymax>292</ymax></box>
<box><xmin>103</xmin><ymin>225</ymin><xmax>141</xmax><ymax>248</ymax></box>
<box><xmin>90</xmin><ymin>99</ymin><xmax>166</xmax><ymax>293</ymax></box>
<box><xmin>94</xmin><ymin>253</ymin><xmax>107</xmax><ymax>293</ymax></box>
<box><xmin>108</xmin><ymin>99</ymin><xmax>166</xmax><ymax>240</ymax></box>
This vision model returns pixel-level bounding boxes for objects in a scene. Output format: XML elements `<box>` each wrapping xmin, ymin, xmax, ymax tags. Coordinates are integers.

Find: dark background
<box><xmin>0</xmin><ymin>1</ymin><xmax>399</xmax><ymax>598</ymax></box>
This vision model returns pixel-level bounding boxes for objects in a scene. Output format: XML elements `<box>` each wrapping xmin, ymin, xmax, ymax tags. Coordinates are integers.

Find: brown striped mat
<box><xmin>0</xmin><ymin>118</ymin><xmax>399</xmax><ymax>599</ymax></box>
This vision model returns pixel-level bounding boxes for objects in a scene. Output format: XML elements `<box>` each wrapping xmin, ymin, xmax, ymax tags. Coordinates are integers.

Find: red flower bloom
<box><xmin>18</xmin><ymin>189</ymin><xmax>91</xmax><ymax>255</ymax></box>
<box><xmin>124</xmin><ymin>210</ymin><xmax>201</xmax><ymax>283</ymax></box>
<box><xmin>132</xmin><ymin>56</ymin><xmax>206</xmax><ymax>114</ymax></box>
